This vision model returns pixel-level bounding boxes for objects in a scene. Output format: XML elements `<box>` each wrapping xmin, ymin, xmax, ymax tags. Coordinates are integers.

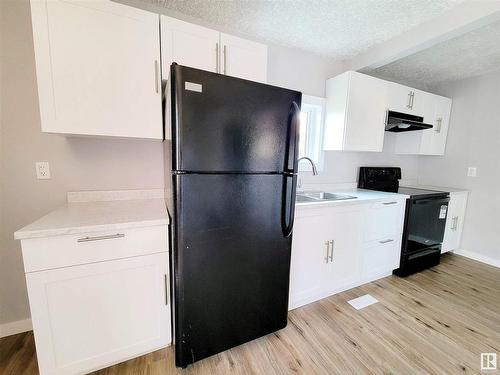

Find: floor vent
<box><xmin>347</xmin><ymin>294</ymin><xmax>378</xmax><ymax>310</ymax></box>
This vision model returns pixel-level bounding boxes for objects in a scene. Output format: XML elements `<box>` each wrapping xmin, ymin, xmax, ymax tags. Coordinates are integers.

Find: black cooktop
<box><xmin>358</xmin><ymin>167</ymin><xmax>449</xmax><ymax>199</ymax></box>
<box><xmin>398</xmin><ymin>187</ymin><xmax>448</xmax><ymax>198</ymax></box>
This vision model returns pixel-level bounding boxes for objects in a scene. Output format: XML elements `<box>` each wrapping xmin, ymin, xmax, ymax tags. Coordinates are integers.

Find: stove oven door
<box><xmin>404</xmin><ymin>196</ymin><xmax>450</xmax><ymax>253</ymax></box>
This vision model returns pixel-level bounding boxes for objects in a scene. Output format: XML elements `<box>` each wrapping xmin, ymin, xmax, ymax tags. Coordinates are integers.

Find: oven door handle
<box><xmin>413</xmin><ymin>197</ymin><xmax>450</xmax><ymax>205</ymax></box>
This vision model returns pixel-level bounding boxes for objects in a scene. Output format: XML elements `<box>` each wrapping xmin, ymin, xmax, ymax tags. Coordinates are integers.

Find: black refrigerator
<box><xmin>164</xmin><ymin>64</ymin><xmax>302</xmax><ymax>368</ymax></box>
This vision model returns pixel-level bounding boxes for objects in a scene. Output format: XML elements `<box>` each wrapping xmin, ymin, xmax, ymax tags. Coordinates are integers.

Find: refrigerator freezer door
<box><xmin>170</xmin><ymin>64</ymin><xmax>301</xmax><ymax>173</ymax></box>
<box><xmin>172</xmin><ymin>173</ymin><xmax>292</xmax><ymax>367</ymax></box>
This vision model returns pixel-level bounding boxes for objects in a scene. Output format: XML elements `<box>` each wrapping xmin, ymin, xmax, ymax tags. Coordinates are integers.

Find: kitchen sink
<box><xmin>296</xmin><ymin>195</ymin><xmax>319</xmax><ymax>203</ymax></box>
<box><xmin>296</xmin><ymin>191</ymin><xmax>357</xmax><ymax>202</ymax></box>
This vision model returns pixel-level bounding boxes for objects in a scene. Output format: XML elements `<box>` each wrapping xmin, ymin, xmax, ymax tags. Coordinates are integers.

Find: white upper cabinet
<box><xmin>220</xmin><ymin>33</ymin><xmax>268</xmax><ymax>83</ymax></box>
<box><xmin>30</xmin><ymin>0</ymin><xmax>162</xmax><ymax>139</ymax></box>
<box><xmin>160</xmin><ymin>16</ymin><xmax>267</xmax><ymax>83</ymax></box>
<box><xmin>394</xmin><ymin>92</ymin><xmax>452</xmax><ymax>156</ymax></box>
<box><xmin>324</xmin><ymin>71</ymin><xmax>388</xmax><ymax>152</ymax></box>
<box><xmin>421</xmin><ymin>95</ymin><xmax>452</xmax><ymax>155</ymax></box>
<box><xmin>160</xmin><ymin>16</ymin><xmax>219</xmax><ymax>76</ymax></box>
<box><xmin>387</xmin><ymin>82</ymin><xmax>426</xmax><ymax>115</ymax></box>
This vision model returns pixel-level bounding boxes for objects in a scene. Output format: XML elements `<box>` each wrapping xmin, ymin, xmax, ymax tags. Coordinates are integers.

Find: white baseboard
<box><xmin>0</xmin><ymin>318</ymin><xmax>32</xmax><ymax>338</ymax></box>
<box><xmin>453</xmin><ymin>249</ymin><xmax>500</xmax><ymax>268</ymax></box>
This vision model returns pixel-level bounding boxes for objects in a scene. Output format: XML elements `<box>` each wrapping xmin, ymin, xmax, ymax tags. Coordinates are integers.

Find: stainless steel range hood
<box><xmin>385</xmin><ymin>110</ymin><xmax>433</xmax><ymax>132</ymax></box>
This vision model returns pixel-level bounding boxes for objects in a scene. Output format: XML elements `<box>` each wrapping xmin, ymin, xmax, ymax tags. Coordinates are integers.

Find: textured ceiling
<box><xmin>146</xmin><ymin>0</ymin><xmax>463</xmax><ymax>59</ymax></box>
<box><xmin>366</xmin><ymin>20</ymin><xmax>500</xmax><ymax>89</ymax></box>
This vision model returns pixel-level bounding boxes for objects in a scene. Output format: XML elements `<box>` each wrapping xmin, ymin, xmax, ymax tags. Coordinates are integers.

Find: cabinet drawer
<box><xmin>364</xmin><ymin>199</ymin><xmax>405</xmax><ymax>242</ymax></box>
<box><xmin>21</xmin><ymin>225</ymin><xmax>168</xmax><ymax>273</ymax></box>
<box><xmin>361</xmin><ymin>236</ymin><xmax>402</xmax><ymax>279</ymax></box>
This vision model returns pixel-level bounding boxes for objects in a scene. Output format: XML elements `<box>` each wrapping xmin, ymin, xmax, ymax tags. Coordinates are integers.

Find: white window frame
<box><xmin>298</xmin><ymin>94</ymin><xmax>325</xmax><ymax>173</ymax></box>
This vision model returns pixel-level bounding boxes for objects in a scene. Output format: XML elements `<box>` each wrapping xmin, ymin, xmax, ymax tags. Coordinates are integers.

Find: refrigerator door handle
<box><xmin>281</xmin><ymin>174</ymin><xmax>297</xmax><ymax>238</ymax></box>
<box><xmin>284</xmin><ymin>101</ymin><xmax>301</xmax><ymax>173</ymax></box>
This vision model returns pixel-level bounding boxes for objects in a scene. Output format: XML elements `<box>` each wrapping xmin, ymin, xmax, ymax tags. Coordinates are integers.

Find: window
<box><xmin>298</xmin><ymin>95</ymin><xmax>325</xmax><ymax>172</ymax></box>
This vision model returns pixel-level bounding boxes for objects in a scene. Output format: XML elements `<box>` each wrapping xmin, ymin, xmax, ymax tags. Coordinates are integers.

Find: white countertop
<box><xmin>14</xmin><ymin>198</ymin><xmax>169</xmax><ymax>240</ymax></box>
<box><xmin>296</xmin><ymin>188</ymin><xmax>409</xmax><ymax>209</ymax></box>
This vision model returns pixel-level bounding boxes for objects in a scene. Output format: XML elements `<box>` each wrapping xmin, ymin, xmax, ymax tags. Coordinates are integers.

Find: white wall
<box><xmin>418</xmin><ymin>70</ymin><xmax>500</xmax><ymax>263</ymax></box>
<box><xmin>0</xmin><ymin>0</ymin><xmax>421</xmax><ymax>329</ymax></box>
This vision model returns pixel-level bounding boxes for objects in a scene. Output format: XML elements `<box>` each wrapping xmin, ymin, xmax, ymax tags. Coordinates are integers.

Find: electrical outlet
<box><xmin>467</xmin><ymin>167</ymin><xmax>477</xmax><ymax>177</ymax></box>
<box><xmin>35</xmin><ymin>161</ymin><xmax>51</xmax><ymax>179</ymax></box>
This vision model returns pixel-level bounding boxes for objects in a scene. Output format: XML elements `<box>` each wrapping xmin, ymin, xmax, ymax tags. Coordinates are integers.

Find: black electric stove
<box><xmin>358</xmin><ymin>167</ymin><xmax>450</xmax><ymax>276</ymax></box>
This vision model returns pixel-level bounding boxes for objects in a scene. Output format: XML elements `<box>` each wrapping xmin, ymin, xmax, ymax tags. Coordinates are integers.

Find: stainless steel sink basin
<box><xmin>296</xmin><ymin>195</ymin><xmax>319</xmax><ymax>203</ymax></box>
<box><xmin>296</xmin><ymin>191</ymin><xmax>357</xmax><ymax>202</ymax></box>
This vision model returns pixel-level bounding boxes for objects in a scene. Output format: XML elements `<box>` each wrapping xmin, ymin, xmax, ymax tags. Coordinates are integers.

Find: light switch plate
<box><xmin>35</xmin><ymin>161</ymin><xmax>51</xmax><ymax>179</ymax></box>
<box><xmin>467</xmin><ymin>167</ymin><xmax>477</xmax><ymax>177</ymax></box>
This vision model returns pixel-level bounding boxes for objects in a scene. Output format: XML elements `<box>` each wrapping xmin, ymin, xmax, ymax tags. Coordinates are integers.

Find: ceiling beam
<box><xmin>345</xmin><ymin>1</ymin><xmax>500</xmax><ymax>72</ymax></box>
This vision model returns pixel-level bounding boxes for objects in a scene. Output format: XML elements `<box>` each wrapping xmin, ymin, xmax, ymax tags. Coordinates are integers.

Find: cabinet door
<box><xmin>387</xmin><ymin>82</ymin><xmax>414</xmax><ymax>113</ymax></box>
<box><xmin>324</xmin><ymin>71</ymin><xmax>387</xmax><ymax>152</ymax></box>
<box><xmin>325</xmin><ymin>207</ymin><xmax>362</xmax><ymax>293</ymax></box>
<box><xmin>160</xmin><ymin>15</ymin><xmax>219</xmax><ymax>76</ymax></box>
<box><xmin>26</xmin><ymin>253</ymin><xmax>170</xmax><ymax>375</ymax></box>
<box><xmin>442</xmin><ymin>192</ymin><xmax>468</xmax><ymax>253</ymax></box>
<box><xmin>344</xmin><ymin>72</ymin><xmax>388</xmax><ymax>152</ymax></box>
<box><xmin>220</xmin><ymin>33</ymin><xmax>267</xmax><ymax>83</ymax></box>
<box><xmin>289</xmin><ymin>210</ymin><xmax>330</xmax><ymax>309</ymax></box>
<box><xmin>425</xmin><ymin>95</ymin><xmax>451</xmax><ymax>155</ymax></box>
<box><xmin>30</xmin><ymin>0</ymin><xmax>162</xmax><ymax>139</ymax></box>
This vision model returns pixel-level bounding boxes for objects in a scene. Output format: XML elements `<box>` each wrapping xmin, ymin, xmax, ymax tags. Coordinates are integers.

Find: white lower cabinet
<box><xmin>363</xmin><ymin>199</ymin><xmax>405</xmax><ymax>242</ymax></box>
<box><xmin>324</xmin><ymin>207</ymin><xmax>363</xmax><ymax>294</ymax></box>
<box><xmin>20</xmin><ymin>229</ymin><xmax>171</xmax><ymax>375</ymax></box>
<box><xmin>290</xmin><ymin>198</ymin><xmax>406</xmax><ymax>310</ymax></box>
<box><xmin>361</xmin><ymin>236</ymin><xmax>401</xmax><ymax>281</ymax></box>
<box><xmin>289</xmin><ymin>210</ymin><xmax>331</xmax><ymax>308</ymax></box>
<box><xmin>441</xmin><ymin>191</ymin><xmax>469</xmax><ymax>253</ymax></box>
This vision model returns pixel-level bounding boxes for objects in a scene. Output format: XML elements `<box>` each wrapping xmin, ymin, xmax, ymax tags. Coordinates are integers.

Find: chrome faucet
<box><xmin>297</xmin><ymin>157</ymin><xmax>318</xmax><ymax>175</ymax></box>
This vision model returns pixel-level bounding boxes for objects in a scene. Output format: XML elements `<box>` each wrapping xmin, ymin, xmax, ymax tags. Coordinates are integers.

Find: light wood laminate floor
<box><xmin>1</xmin><ymin>254</ymin><xmax>499</xmax><ymax>374</ymax></box>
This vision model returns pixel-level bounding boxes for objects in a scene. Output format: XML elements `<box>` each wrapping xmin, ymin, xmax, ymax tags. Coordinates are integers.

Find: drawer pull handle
<box><xmin>379</xmin><ymin>239</ymin><xmax>394</xmax><ymax>244</ymax></box>
<box><xmin>383</xmin><ymin>201</ymin><xmax>398</xmax><ymax>205</ymax></box>
<box><xmin>164</xmin><ymin>274</ymin><xmax>169</xmax><ymax>305</ymax></box>
<box><xmin>77</xmin><ymin>233</ymin><xmax>125</xmax><ymax>243</ymax></box>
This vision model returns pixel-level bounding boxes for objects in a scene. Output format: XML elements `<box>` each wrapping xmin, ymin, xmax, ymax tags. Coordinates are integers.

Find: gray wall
<box><xmin>418</xmin><ymin>70</ymin><xmax>500</xmax><ymax>263</ymax></box>
<box><xmin>0</xmin><ymin>0</ymin><xmax>164</xmax><ymax>326</ymax></box>
<box><xmin>0</xmin><ymin>0</ymin><xmax>420</xmax><ymax>326</ymax></box>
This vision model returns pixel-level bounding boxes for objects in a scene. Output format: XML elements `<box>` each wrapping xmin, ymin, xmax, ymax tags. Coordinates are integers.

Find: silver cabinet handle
<box><xmin>164</xmin><ymin>273</ymin><xmax>169</xmax><ymax>305</ymax></box>
<box><xmin>154</xmin><ymin>60</ymin><xmax>159</xmax><ymax>93</ymax></box>
<box><xmin>410</xmin><ymin>92</ymin><xmax>415</xmax><ymax>109</ymax></box>
<box><xmin>324</xmin><ymin>241</ymin><xmax>330</xmax><ymax>263</ymax></box>
<box><xmin>435</xmin><ymin>118</ymin><xmax>442</xmax><ymax>133</ymax></box>
<box><xmin>215</xmin><ymin>43</ymin><xmax>219</xmax><ymax>73</ymax></box>
<box><xmin>379</xmin><ymin>239</ymin><xmax>394</xmax><ymax>244</ymax></box>
<box><xmin>223</xmin><ymin>45</ymin><xmax>227</xmax><ymax>74</ymax></box>
<box><xmin>77</xmin><ymin>233</ymin><xmax>125</xmax><ymax>243</ymax></box>
<box><xmin>383</xmin><ymin>201</ymin><xmax>398</xmax><ymax>205</ymax></box>
<box><xmin>329</xmin><ymin>240</ymin><xmax>334</xmax><ymax>262</ymax></box>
